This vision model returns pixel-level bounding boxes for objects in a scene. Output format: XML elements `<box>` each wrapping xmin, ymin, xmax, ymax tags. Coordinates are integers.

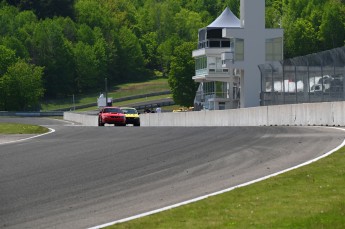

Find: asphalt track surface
<box><xmin>1</xmin><ymin>117</ymin><xmax>345</xmax><ymax>229</ymax></box>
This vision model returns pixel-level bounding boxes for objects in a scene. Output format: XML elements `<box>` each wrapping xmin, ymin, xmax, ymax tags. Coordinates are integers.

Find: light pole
<box><xmin>105</xmin><ymin>77</ymin><xmax>108</xmax><ymax>106</ymax></box>
<box><xmin>72</xmin><ymin>94</ymin><xmax>75</xmax><ymax>111</ymax></box>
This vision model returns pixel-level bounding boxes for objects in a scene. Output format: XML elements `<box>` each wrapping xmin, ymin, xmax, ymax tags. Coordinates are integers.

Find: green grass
<box><xmin>109</xmin><ymin>78</ymin><xmax>170</xmax><ymax>98</ymax></box>
<box><xmin>0</xmin><ymin>123</ymin><xmax>49</xmax><ymax>134</ymax></box>
<box><xmin>108</xmin><ymin>147</ymin><xmax>345</xmax><ymax>229</ymax></box>
<box><xmin>41</xmin><ymin>78</ymin><xmax>170</xmax><ymax>111</ymax></box>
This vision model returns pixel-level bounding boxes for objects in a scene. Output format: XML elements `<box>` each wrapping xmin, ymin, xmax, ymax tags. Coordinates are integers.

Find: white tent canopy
<box><xmin>207</xmin><ymin>7</ymin><xmax>241</xmax><ymax>29</ymax></box>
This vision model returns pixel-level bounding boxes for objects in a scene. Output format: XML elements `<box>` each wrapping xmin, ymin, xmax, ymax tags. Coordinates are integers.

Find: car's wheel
<box><xmin>134</xmin><ymin>122</ymin><xmax>140</xmax><ymax>126</ymax></box>
<box><xmin>98</xmin><ymin>118</ymin><xmax>104</xmax><ymax>126</ymax></box>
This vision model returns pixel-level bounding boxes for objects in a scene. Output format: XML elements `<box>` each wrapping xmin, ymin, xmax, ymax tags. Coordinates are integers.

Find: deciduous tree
<box><xmin>117</xmin><ymin>27</ymin><xmax>145</xmax><ymax>81</ymax></box>
<box><xmin>0</xmin><ymin>45</ymin><xmax>17</xmax><ymax>76</ymax></box>
<box><xmin>31</xmin><ymin>19</ymin><xmax>75</xmax><ymax>98</ymax></box>
<box><xmin>319</xmin><ymin>1</ymin><xmax>345</xmax><ymax>50</ymax></box>
<box><xmin>168</xmin><ymin>42</ymin><xmax>198</xmax><ymax>107</ymax></box>
<box><xmin>1</xmin><ymin>61</ymin><xmax>44</xmax><ymax>111</ymax></box>
<box><xmin>6</xmin><ymin>0</ymin><xmax>75</xmax><ymax>19</ymax></box>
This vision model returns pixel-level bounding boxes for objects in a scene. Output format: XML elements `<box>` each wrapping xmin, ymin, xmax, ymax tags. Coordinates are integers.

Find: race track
<box><xmin>1</xmin><ymin>117</ymin><xmax>344</xmax><ymax>229</ymax></box>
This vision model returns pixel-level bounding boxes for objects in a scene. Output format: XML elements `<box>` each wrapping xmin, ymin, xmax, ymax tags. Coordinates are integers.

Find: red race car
<box><xmin>98</xmin><ymin>107</ymin><xmax>126</xmax><ymax>126</ymax></box>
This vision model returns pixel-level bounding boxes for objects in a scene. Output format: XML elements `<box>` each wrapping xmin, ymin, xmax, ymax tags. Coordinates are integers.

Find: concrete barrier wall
<box><xmin>140</xmin><ymin>101</ymin><xmax>345</xmax><ymax>127</ymax></box>
<box><xmin>64</xmin><ymin>112</ymin><xmax>98</xmax><ymax>126</ymax></box>
<box><xmin>64</xmin><ymin>101</ymin><xmax>345</xmax><ymax>127</ymax></box>
<box><xmin>332</xmin><ymin>102</ymin><xmax>345</xmax><ymax>126</ymax></box>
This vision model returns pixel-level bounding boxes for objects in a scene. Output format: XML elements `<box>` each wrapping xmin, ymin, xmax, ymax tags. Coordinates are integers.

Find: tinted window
<box><xmin>104</xmin><ymin>108</ymin><xmax>123</xmax><ymax>113</ymax></box>
<box><xmin>122</xmin><ymin>109</ymin><xmax>137</xmax><ymax>114</ymax></box>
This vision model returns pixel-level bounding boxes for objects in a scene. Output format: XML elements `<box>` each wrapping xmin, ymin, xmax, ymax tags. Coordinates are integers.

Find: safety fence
<box><xmin>259</xmin><ymin>46</ymin><xmax>345</xmax><ymax>106</ymax></box>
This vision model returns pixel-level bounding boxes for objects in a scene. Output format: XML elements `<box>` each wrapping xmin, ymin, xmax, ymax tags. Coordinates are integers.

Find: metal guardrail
<box><xmin>133</xmin><ymin>101</ymin><xmax>175</xmax><ymax>111</ymax></box>
<box><xmin>52</xmin><ymin>91</ymin><xmax>171</xmax><ymax>111</ymax></box>
<box><xmin>0</xmin><ymin>111</ymin><xmax>64</xmax><ymax>117</ymax></box>
<box><xmin>79</xmin><ymin>100</ymin><xmax>175</xmax><ymax>116</ymax></box>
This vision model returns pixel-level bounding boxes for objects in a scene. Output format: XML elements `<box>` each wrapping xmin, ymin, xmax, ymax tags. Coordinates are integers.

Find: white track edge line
<box><xmin>88</xmin><ymin>127</ymin><xmax>345</xmax><ymax>229</ymax></box>
<box><xmin>0</xmin><ymin>128</ymin><xmax>55</xmax><ymax>145</ymax></box>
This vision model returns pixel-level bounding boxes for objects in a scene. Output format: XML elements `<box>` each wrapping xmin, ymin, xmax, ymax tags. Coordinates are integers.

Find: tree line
<box><xmin>0</xmin><ymin>0</ymin><xmax>344</xmax><ymax>110</ymax></box>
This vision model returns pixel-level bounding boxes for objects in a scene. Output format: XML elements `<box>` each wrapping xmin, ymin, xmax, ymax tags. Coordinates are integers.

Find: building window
<box><xmin>209</xmin><ymin>40</ymin><xmax>221</xmax><ymax>47</ymax></box>
<box><xmin>202</xmin><ymin>81</ymin><xmax>227</xmax><ymax>98</ymax></box>
<box><xmin>215</xmin><ymin>81</ymin><xmax>226</xmax><ymax>97</ymax></box>
<box><xmin>266</xmin><ymin>37</ymin><xmax>283</xmax><ymax>61</ymax></box>
<box><xmin>221</xmin><ymin>40</ymin><xmax>230</xmax><ymax>48</ymax></box>
<box><xmin>234</xmin><ymin>38</ymin><xmax>244</xmax><ymax>61</ymax></box>
<box><xmin>219</xmin><ymin>102</ymin><xmax>225</xmax><ymax>110</ymax></box>
<box><xmin>195</xmin><ymin>56</ymin><xmax>207</xmax><ymax>70</ymax></box>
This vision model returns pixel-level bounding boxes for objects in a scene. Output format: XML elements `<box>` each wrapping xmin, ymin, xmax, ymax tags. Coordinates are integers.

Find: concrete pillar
<box><xmin>240</xmin><ymin>0</ymin><xmax>266</xmax><ymax>108</ymax></box>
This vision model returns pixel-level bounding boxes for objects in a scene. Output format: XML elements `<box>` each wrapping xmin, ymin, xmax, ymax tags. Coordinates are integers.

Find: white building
<box><xmin>192</xmin><ymin>0</ymin><xmax>284</xmax><ymax>109</ymax></box>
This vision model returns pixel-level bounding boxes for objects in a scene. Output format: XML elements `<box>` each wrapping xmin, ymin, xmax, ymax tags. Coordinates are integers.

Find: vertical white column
<box><xmin>240</xmin><ymin>0</ymin><xmax>266</xmax><ymax>108</ymax></box>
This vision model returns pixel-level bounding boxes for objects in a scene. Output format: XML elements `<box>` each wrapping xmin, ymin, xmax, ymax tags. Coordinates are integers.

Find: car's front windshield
<box><xmin>122</xmin><ymin>109</ymin><xmax>137</xmax><ymax>114</ymax></box>
<box><xmin>104</xmin><ymin>108</ymin><xmax>123</xmax><ymax>113</ymax></box>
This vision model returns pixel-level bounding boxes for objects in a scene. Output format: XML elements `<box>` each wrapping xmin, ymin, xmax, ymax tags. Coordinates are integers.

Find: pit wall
<box><xmin>64</xmin><ymin>101</ymin><xmax>345</xmax><ymax>127</ymax></box>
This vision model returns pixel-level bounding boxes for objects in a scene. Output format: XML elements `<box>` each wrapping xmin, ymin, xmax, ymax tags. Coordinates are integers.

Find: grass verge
<box><xmin>108</xmin><ymin>147</ymin><xmax>345</xmax><ymax>229</ymax></box>
<box><xmin>0</xmin><ymin>123</ymin><xmax>49</xmax><ymax>134</ymax></box>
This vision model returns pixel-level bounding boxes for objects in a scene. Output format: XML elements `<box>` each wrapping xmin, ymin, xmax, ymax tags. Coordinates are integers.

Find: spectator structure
<box><xmin>192</xmin><ymin>0</ymin><xmax>283</xmax><ymax>110</ymax></box>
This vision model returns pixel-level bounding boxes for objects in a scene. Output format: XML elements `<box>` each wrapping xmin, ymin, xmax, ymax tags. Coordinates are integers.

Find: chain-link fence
<box><xmin>260</xmin><ymin>46</ymin><xmax>345</xmax><ymax>106</ymax></box>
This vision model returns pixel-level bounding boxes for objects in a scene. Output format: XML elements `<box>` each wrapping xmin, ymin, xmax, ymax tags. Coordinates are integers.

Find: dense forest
<box><xmin>0</xmin><ymin>0</ymin><xmax>344</xmax><ymax>110</ymax></box>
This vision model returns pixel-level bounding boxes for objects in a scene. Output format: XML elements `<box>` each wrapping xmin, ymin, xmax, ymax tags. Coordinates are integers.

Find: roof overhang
<box><xmin>192</xmin><ymin>74</ymin><xmax>233</xmax><ymax>83</ymax></box>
